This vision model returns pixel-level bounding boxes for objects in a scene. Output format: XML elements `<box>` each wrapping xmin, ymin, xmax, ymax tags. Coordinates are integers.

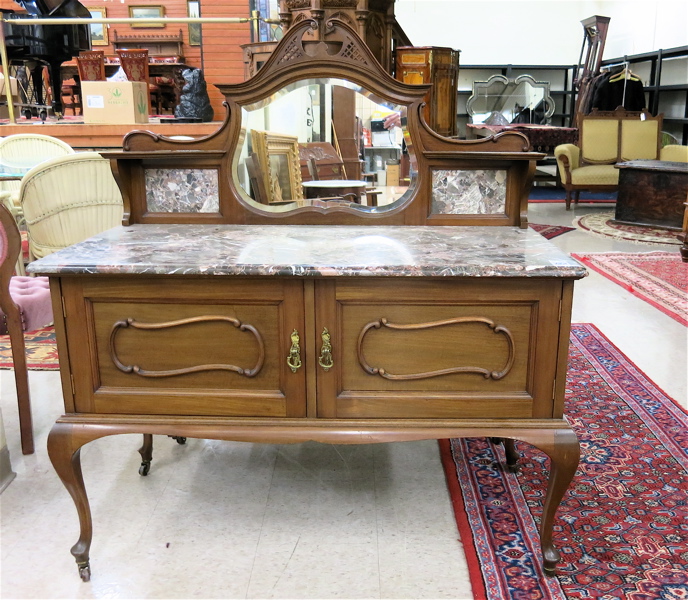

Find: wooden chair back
<box><xmin>579</xmin><ymin>108</ymin><xmax>662</xmax><ymax>165</ymax></box>
<box><xmin>0</xmin><ymin>203</ymin><xmax>33</xmax><ymax>454</ymax></box>
<box><xmin>77</xmin><ymin>51</ymin><xmax>106</xmax><ymax>81</ymax></box>
<box><xmin>116</xmin><ymin>49</ymin><xmax>153</xmax><ymax>114</ymax></box>
<box><xmin>245</xmin><ymin>152</ymin><xmax>269</xmax><ymax>204</ymax></box>
<box><xmin>307</xmin><ymin>157</ymin><xmax>320</xmax><ymax>181</ymax></box>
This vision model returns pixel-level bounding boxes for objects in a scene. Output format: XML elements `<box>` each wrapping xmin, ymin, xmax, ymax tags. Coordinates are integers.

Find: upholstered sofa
<box><xmin>554</xmin><ymin>108</ymin><xmax>663</xmax><ymax>209</ymax></box>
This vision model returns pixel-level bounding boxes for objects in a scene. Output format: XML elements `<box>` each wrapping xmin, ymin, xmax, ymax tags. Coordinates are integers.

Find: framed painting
<box><xmin>129</xmin><ymin>5</ymin><xmax>165</xmax><ymax>28</ymax></box>
<box><xmin>86</xmin><ymin>7</ymin><xmax>108</xmax><ymax>46</ymax></box>
<box><xmin>187</xmin><ymin>0</ymin><xmax>201</xmax><ymax>46</ymax></box>
<box><xmin>251</xmin><ymin>130</ymin><xmax>304</xmax><ymax>204</ymax></box>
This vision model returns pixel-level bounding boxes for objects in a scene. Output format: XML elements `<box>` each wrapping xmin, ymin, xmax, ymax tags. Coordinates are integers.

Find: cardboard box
<box><xmin>82</xmin><ymin>81</ymin><xmax>149</xmax><ymax>124</ymax></box>
<box><xmin>0</xmin><ymin>74</ymin><xmax>19</xmax><ymax>96</ymax></box>
<box><xmin>0</xmin><ymin>75</ymin><xmax>19</xmax><ymax>119</ymax></box>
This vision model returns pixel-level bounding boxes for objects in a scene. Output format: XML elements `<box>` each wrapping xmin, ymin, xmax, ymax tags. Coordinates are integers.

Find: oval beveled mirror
<box><xmin>231</xmin><ymin>77</ymin><xmax>416</xmax><ymax>213</ymax></box>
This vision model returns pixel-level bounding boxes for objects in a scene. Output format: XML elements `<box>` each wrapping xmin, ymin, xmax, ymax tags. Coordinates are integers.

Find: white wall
<box><xmin>395</xmin><ymin>0</ymin><xmax>688</xmax><ymax>65</ymax></box>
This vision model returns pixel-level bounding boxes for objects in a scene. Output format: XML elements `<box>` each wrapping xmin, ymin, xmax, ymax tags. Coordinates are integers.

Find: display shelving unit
<box><xmin>600</xmin><ymin>45</ymin><xmax>688</xmax><ymax>144</ymax></box>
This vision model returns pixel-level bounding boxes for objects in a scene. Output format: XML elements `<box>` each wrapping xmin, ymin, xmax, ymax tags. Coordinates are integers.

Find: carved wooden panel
<box><xmin>61</xmin><ymin>277</ymin><xmax>307</xmax><ymax>417</ymax></box>
<box><xmin>315</xmin><ymin>278</ymin><xmax>564</xmax><ymax>420</ymax></box>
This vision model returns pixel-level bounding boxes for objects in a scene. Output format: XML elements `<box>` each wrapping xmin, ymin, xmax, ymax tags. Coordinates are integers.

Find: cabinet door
<box><xmin>315</xmin><ymin>278</ymin><xmax>564</xmax><ymax>419</ymax></box>
<box><xmin>61</xmin><ymin>277</ymin><xmax>306</xmax><ymax>417</ymax></box>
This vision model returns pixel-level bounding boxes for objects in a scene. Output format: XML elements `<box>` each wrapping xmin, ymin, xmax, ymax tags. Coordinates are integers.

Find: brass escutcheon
<box><xmin>287</xmin><ymin>329</ymin><xmax>302</xmax><ymax>372</ymax></box>
<box><xmin>318</xmin><ymin>327</ymin><xmax>334</xmax><ymax>371</ymax></box>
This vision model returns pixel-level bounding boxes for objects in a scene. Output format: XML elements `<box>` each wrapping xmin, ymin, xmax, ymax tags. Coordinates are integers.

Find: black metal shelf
<box><xmin>603</xmin><ymin>46</ymin><xmax>687</xmax><ymax>143</ymax></box>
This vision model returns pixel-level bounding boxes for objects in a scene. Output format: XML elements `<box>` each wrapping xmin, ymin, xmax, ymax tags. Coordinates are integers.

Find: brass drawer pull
<box><xmin>287</xmin><ymin>329</ymin><xmax>302</xmax><ymax>372</ymax></box>
<box><xmin>318</xmin><ymin>327</ymin><xmax>334</xmax><ymax>371</ymax></box>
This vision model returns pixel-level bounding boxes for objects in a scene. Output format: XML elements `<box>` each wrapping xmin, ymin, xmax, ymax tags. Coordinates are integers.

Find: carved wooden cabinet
<box><xmin>32</xmin><ymin>21</ymin><xmax>587</xmax><ymax>584</ymax></box>
<box><xmin>35</xmin><ymin>224</ymin><xmax>585</xmax><ymax>581</ymax></box>
<box><xmin>58</xmin><ymin>267</ymin><xmax>566</xmax><ymax>422</ymax></box>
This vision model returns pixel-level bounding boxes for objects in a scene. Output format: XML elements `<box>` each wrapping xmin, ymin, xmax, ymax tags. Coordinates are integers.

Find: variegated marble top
<box><xmin>28</xmin><ymin>225</ymin><xmax>587</xmax><ymax>279</ymax></box>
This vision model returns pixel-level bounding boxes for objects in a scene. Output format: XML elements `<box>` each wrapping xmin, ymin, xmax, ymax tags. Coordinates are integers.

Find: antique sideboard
<box><xmin>29</xmin><ymin>20</ymin><xmax>587</xmax><ymax>582</ymax></box>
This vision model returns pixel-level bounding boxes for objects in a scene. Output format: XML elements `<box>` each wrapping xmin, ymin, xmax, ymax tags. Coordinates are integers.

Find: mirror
<box><xmin>466</xmin><ymin>74</ymin><xmax>555</xmax><ymax>125</ymax></box>
<box><xmin>232</xmin><ymin>78</ymin><xmax>416</xmax><ymax>213</ymax></box>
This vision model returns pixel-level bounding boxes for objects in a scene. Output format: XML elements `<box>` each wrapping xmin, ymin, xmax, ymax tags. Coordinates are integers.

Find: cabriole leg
<box><xmin>47</xmin><ymin>423</ymin><xmax>93</xmax><ymax>582</ymax></box>
<box><xmin>539</xmin><ymin>429</ymin><xmax>580</xmax><ymax>575</ymax></box>
<box><xmin>139</xmin><ymin>434</ymin><xmax>153</xmax><ymax>476</ymax></box>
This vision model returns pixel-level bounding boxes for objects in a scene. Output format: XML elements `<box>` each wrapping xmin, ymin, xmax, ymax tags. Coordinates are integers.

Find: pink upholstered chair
<box><xmin>0</xmin><ymin>203</ymin><xmax>53</xmax><ymax>455</ymax></box>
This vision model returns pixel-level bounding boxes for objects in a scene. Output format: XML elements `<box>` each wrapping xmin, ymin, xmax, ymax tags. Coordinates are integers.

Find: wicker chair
<box><xmin>19</xmin><ymin>152</ymin><xmax>123</xmax><ymax>261</ymax></box>
<box><xmin>0</xmin><ymin>133</ymin><xmax>75</xmax><ymax>227</ymax></box>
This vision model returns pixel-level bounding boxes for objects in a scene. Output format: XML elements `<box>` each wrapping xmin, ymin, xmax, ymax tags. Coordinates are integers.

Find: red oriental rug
<box><xmin>0</xmin><ymin>326</ymin><xmax>59</xmax><ymax>370</ymax></box>
<box><xmin>571</xmin><ymin>252</ymin><xmax>688</xmax><ymax>326</ymax></box>
<box><xmin>440</xmin><ymin>323</ymin><xmax>688</xmax><ymax>599</ymax></box>
<box><xmin>529</xmin><ymin>223</ymin><xmax>575</xmax><ymax>240</ymax></box>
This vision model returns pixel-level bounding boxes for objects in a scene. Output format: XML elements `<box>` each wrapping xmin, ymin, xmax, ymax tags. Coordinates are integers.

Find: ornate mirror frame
<box><xmin>106</xmin><ymin>19</ymin><xmax>542</xmax><ymax>227</ymax></box>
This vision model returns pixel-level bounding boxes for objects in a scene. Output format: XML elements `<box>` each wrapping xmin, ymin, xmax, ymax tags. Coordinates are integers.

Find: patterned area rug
<box><xmin>0</xmin><ymin>326</ymin><xmax>59</xmax><ymax>370</ymax></box>
<box><xmin>573</xmin><ymin>211</ymin><xmax>683</xmax><ymax>246</ymax></box>
<box><xmin>529</xmin><ymin>223</ymin><xmax>575</xmax><ymax>240</ymax></box>
<box><xmin>572</xmin><ymin>252</ymin><xmax>688</xmax><ymax>326</ymax></box>
<box><xmin>440</xmin><ymin>323</ymin><xmax>688</xmax><ymax>599</ymax></box>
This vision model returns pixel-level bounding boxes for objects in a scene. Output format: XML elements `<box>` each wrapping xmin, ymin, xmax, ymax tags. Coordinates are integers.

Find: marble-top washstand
<box><xmin>27</xmin><ymin>225</ymin><xmax>587</xmax><ymax>279</ymax></box>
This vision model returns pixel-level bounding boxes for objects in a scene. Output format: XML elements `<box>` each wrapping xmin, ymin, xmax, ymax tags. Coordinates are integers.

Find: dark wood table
<box><xmin>615</xmin><ymin>160</ymin><xmax>688</xmax><ymax>230</ymax></box>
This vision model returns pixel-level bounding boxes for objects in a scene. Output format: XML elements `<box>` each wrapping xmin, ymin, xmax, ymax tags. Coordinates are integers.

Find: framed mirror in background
<box><xmin>467</xmin><ymin>74</ymin><xmax>555</xmax><ymax>125</ymax></box>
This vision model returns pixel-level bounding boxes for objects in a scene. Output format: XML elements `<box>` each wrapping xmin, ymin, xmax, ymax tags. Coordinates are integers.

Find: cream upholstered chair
<box><xmin>19</xmin><ymin>152</ymin><xmax>123</xmax><ymax>261</ymax></box>
<box><xmin>554</xmin><ymin>109</ymin><xmax>662</xmax><ymax>209</ymax></box>
<box><xmin>660</xmin><ymin>144</ymin><xmax>688</xmax><ymax>162</ymax></box>
<box><xmin>0</xmin><ymin>134</ymin><xmax>76</xmax><ymax>221</ymax></box>
<box><xmin>0</xmin><ymin>203</ymin><xmax>53</xmax><ymax>455</ymax></box>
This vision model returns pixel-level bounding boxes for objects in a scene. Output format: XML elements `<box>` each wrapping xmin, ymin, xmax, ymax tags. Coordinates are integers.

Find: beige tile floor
<box><xmin>1</xmin><ymin>201</ymin><xmax>686</xmax><ymax>599</ymax></box>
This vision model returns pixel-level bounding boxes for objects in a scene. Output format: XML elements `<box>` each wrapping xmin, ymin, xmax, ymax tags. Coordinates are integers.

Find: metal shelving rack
<box><xmin>600</xmin><ymin>45</ymin><xmax>688</xmax><ymax>144</ymax></box>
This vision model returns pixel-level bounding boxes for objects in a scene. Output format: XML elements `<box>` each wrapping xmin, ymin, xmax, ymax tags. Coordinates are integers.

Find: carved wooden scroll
<box><xmin>357</xmin><ymin>317</ymin><xmax>515</xmax><ymax>381</ymax></box>
<box><xmin>109</xmin><ymin>316</ymin><xmax>265</xmax><ymax>378</ymax></box>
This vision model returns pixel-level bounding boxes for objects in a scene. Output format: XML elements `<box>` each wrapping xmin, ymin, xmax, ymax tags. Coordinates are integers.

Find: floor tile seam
<box><xmin>245</xmin><ymin>450</ymin><xmax>279</xmax><ymax>598</ymax></box>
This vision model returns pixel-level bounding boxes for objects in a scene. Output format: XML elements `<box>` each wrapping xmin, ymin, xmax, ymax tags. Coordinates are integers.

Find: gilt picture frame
<box><xmin>251</xmin><ymin>130</ymin><xmax>304</xmax><ymax>204</ymax></box>
<box><xmin>86</xmin><ymin>7</ymin><xmax>108</xmax><ymax>46</ymax></box>
<box><xmin>129</xmin><ymin>5</ymin><xmax>165</xmax><ymax>28</ymax></box>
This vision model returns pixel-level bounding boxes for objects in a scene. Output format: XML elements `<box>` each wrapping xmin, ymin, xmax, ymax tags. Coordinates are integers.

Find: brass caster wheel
<box><xmin>139</xmin><ymin>461</ymin><xmax>151</xmax><ymax>476</ymax></box>
<box><xmin>78</xmin><ymin>562</ymin><xmax>91</xmax><ymax>582</ymax></box>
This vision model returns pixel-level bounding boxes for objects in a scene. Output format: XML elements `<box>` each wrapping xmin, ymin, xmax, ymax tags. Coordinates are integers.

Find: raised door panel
<box><xmin>61</xmin><ymin>277</ymin><xmax>306</xmax><ymax>417</ymax></box>
<box><xmin>315</xmin><ymin>278</ymin><xmax>563</xmax><ymax>419</ymax></box>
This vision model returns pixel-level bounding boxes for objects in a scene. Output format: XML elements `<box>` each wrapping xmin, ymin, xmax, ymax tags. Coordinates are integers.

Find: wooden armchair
<box><xmin>555</xmin><ymin>108</ymin><xmax>663</xmax><ymax>209</ymax></box>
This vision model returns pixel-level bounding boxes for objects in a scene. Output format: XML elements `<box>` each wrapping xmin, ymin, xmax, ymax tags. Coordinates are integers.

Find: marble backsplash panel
<box><xmin>145</xmin><ymin>168</ymin><xmax>220</xmax><ymax>213</ymax></box>
<box><xmin>431</xmin><ymin>169</ymin><xmax>507</xmax><ymax>215</ymax></box>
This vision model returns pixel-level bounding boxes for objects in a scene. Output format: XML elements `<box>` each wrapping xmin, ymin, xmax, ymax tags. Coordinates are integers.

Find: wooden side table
<box><xmin>614</xmin><ymin>160</ymin><xmax>688</xmax><ymax>230</ymax></box>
